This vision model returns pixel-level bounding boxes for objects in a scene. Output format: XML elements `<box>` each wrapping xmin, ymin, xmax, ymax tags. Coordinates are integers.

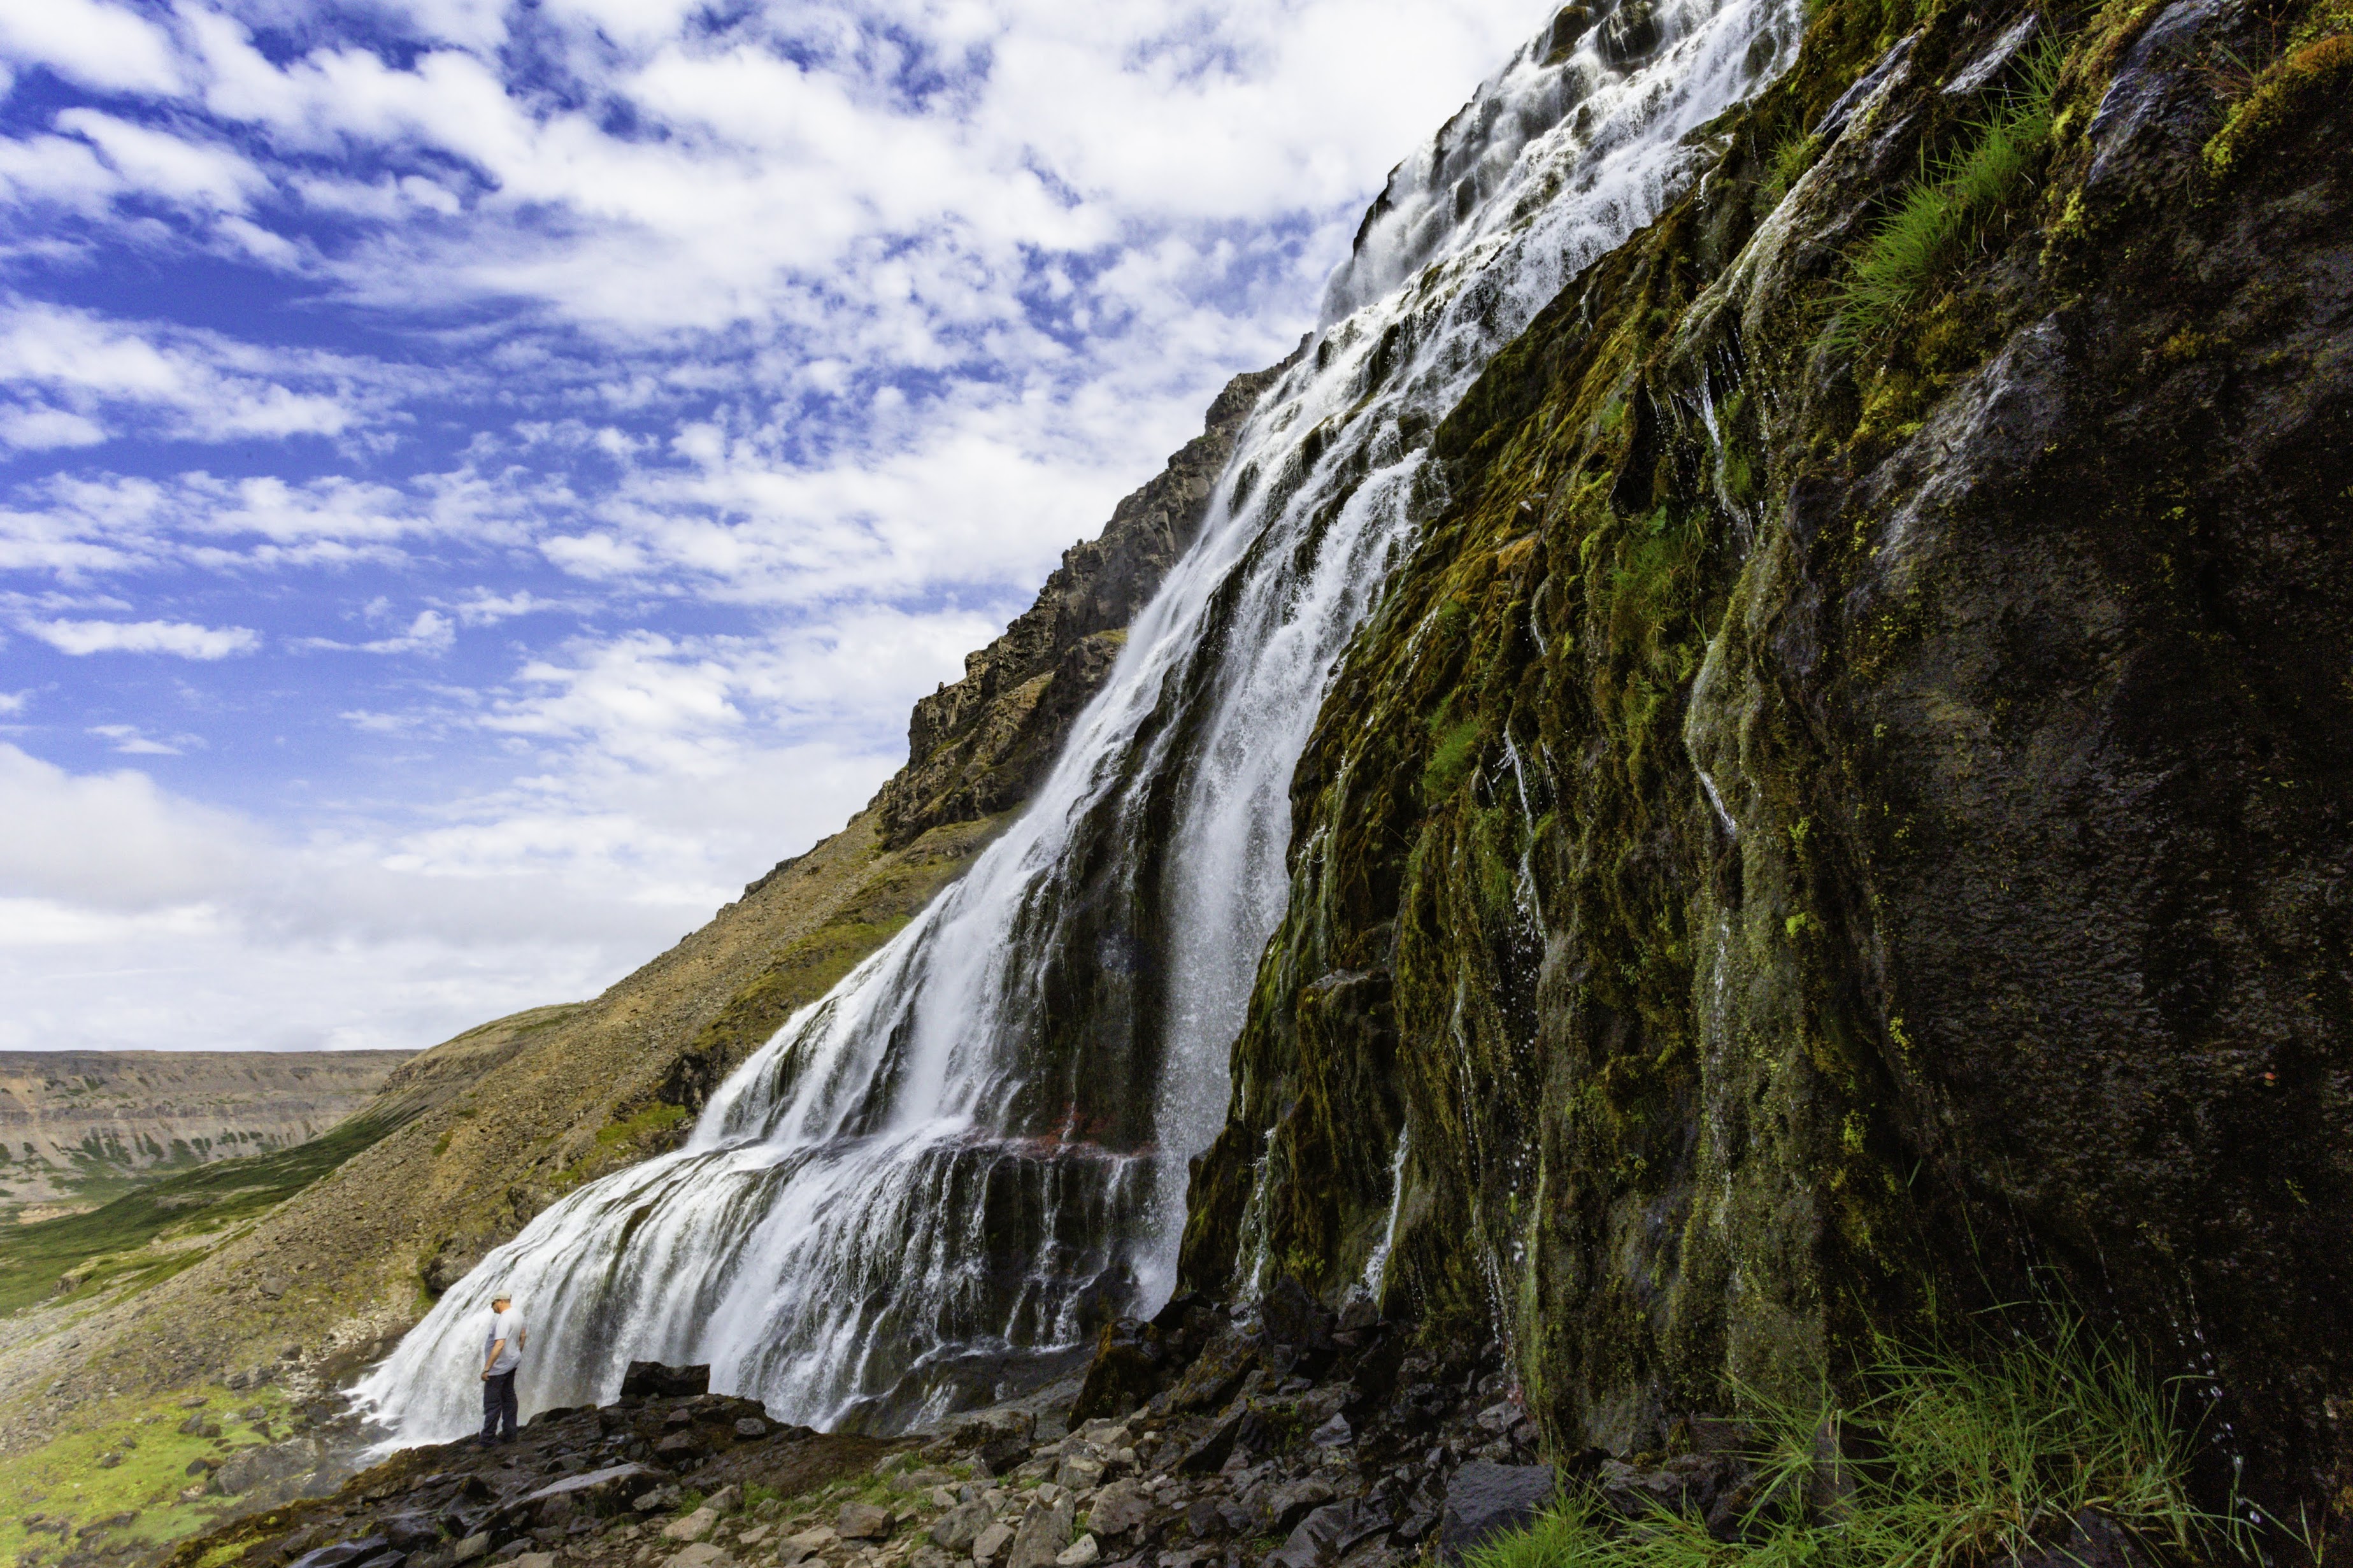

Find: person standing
<box><xmin>478</xmin><ymin>1292</ymin><xmax>526</xmax><ymax>1448</ymax></box>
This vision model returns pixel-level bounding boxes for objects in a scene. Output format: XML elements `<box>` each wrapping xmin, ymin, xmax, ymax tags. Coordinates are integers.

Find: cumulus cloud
<box><xmin>0</xmin><ymin>0</ymin><xmax>184</xmax><ymax>97</ymax></box>
<box><xmin>0</xmin><ymin>301</ymin><xmax>375</xmax><ymax>450</ymax></box>
<box><xmin>24</xmin><ymin>617</ymin><xmax>260</xmax><ymax>657</ymax></box>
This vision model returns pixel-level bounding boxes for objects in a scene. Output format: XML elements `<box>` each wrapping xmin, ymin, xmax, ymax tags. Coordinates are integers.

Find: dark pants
<box><xmin>480</xmin><ymin>1370</ymin><xmax>519</xmax><ymax>1443</ymax></box>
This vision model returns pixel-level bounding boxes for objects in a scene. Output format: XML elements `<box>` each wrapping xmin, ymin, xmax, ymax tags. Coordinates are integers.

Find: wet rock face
<box><xmin>621</xmin><ymin>1364</ymin><xmax>712</xmax><ymax>1402</ymax></box>
<box><xmin>1434</xmin><ymin>1464</ymin><xmax>1556</xmax><ymax>1562</ymax></box>
<box><xmin>1182</xmin><ymin>0</ymin><xmax>2351</xmax><ymax>1525</ymax></box>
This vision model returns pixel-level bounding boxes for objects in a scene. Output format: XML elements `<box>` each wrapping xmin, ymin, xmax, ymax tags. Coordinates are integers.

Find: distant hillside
<box><xmin>0</xmin><ymin>1051</ymin><xmax>412</xmax><ymax>1223</ymax></box>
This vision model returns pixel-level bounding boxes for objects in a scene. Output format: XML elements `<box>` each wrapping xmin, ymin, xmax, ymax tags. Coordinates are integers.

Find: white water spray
<box><xmin>358</xmin><ymin>0</ymin><xmax>1801</xmax><ymax>1447</ymax></box>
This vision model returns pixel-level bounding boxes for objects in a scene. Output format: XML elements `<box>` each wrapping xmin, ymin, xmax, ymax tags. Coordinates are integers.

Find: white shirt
<box><xmin>483</xmin><ymin>1308</ymin><xmax>524</xmax><ymax>1375</ymax></box>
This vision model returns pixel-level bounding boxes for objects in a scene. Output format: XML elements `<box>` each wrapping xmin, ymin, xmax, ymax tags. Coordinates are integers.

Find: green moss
<box><xmin>596</xmin><ymin>1102</ymin><xmax>689</xmax><ymax>1147</ymax></box>
<box><xmin>0</xmin><ymin>1382</ymin><xmax>299</xmax><ymax>1568</ymax></box>
<box><xmin>2203</xmin><ymin>29</ymin><xmax>2353</xmax><ymax>178</ymax></box>
<box><xmin>1423</xmin><ymin>716</ymin><xmax>1485</xmax><ymax>801</ymax></box>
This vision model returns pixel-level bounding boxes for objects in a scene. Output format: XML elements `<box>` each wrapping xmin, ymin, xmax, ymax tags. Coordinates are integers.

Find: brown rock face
<box><xmin>874</xmin><ymin>362</ymin><xmax>1288</xmax><ymax>848</ymax></box>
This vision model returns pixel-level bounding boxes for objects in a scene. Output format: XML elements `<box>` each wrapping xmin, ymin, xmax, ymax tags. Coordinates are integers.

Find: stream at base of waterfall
<box><xmin>355</xmin><ymin>0</ymin><xmax>1804</xmax><ymax>1448</ymax></box>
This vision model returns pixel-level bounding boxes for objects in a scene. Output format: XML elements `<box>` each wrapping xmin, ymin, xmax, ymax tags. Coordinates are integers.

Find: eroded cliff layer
<box><xmin>0</xmin><ymin>1051</ymin><xmax>411</xmax><ymax>1219</ymax></box>
<box><xmin>1183</xmin><ymin>0</ymin><xmax>2350</xmax><ymax>1522</ymax></box>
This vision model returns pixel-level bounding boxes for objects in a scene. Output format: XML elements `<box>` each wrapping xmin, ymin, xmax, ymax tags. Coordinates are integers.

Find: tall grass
<box><xmin>1465</xmin><ymin>1316</ymin><xmax>2238</xmax><ymax>1568</ymax></box>
<box><xmin>1833</xmin><ymin>38</ymin><xmax>2064</xmax><ymax>347</ymax></box>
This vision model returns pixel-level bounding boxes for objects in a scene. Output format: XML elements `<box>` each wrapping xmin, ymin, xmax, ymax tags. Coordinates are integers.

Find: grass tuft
<box><xmin>1466</xmin><ymin>1318</ymin><xmax>2238</xmax><ymax>1568</ymax></box>
<box><xmin>1424</xmin><ymin>716</ymin><xmax>1485</xmax><ymax>802</ymax></box>
<box><xmin>1832</xmin><ymin>39</ymin><xmax>2064</xmax><ymax>348</ymax></box>
<box><xmin>1757</xmin><ymin>134</ymin><xmax>1821</xmax><ymax>211</ymax></box>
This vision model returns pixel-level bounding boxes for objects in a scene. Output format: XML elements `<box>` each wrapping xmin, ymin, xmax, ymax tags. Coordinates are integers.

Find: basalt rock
<box><xmin>618</xmin><ymin>1363</ymin><xmax>708</xmax><ymax>1401</ymax></box>
<box><xmin>1437</xmin><ymin>1464</ymin><xmax>1557</xmax><ymax>1562</ymax></box>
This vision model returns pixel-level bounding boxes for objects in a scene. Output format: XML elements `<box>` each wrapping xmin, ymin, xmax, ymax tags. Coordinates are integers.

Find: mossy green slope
<box><xmin>1185</xmin><ymin>0</ymin><xmax>2350</xmax><ymax>1526</ymax></box>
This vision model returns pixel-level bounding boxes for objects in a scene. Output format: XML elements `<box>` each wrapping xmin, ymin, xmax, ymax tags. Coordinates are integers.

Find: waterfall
<box><xmin>356</xmin><ymin>0</ymin><xmax>1801</xmax><ymax>1447</ymax></box>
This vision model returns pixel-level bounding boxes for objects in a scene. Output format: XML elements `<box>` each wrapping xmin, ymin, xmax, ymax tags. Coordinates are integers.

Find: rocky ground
<box><xmin>140</xmin><ymin>1287</ymin><xmax>1773</xmax><ymax>1568</ymax></box>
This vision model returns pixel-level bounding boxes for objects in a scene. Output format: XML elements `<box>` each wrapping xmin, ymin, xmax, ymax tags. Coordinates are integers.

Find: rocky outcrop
<box><xmin>0</xmin><ymin>1051</ymin><xmax>410</xmax><ymax>1219</ymax></box>
<box><xmin>874</xmin><ymin>362</ymin><xmax>1292</xmax><ymax>849</ymax></box>
<box><xmin>1185</xmin><ymin>0</ymin><xmax>2350</xmax><ymax>1529</ymax></box>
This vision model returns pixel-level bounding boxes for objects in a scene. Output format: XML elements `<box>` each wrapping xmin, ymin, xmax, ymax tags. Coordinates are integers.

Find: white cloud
<box><xmin>0</xmin><ymin>301</ymin><xmax>368</xmax><ymax>448</ymax></box>
<box><xmin>0</xmin><ymin>0</ymin><xmax>185</xmax><ymax>97</ymax></box>
<box><xmin>297</xmin><ymin>606</ymin><xmax>455</xmax><ymax>655</ymax></box>
<box><xmin>445</xmin><ymin>588</ymin><xmax>578</xmax><ymax>626</ymax></box>
<box><xmin>0</xmin><ymin>404</ymin><xmax>106</xmax><ymax>448</ymax></box>
<box><xmin>54</xmin><ymin>109</ymin><xmax>268</xmax><ymax>215</ymax></box>
<box><xmin>0</xmin><ymin>468</ymin><xmax>506</xmax><ymax>578</ymax></box>
<box><xmin>0</xmin><ymin>648</ymin><xmax>905</xmax><ymax>1046</ymax></box>
<box><xmin>25</xmin><ymin>617</ymin><xmax>260</xmax><ymax>657</ymax></box>
<box><xmin>87</xmin><ymin>722</ymin><xmax>190</xmax><ymax>754</ymax></box>
<box><xmin>0</xmin><ymin>743</ymin><xmax>256</xmax><ymax>906</ymax></box>
<box><xmin>0</xmin><ymin>131</ymin><xmax>120</xmax><ymax>214</ymax></box>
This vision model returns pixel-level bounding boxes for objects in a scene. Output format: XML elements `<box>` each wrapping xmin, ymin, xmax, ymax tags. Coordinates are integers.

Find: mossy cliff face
<box><xmin>1182</xmin><ymin>0</ymin><xmax>2350</xmax><ymax>1524</ymax></box>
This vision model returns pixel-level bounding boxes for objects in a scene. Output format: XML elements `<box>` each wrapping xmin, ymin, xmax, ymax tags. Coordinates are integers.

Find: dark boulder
<box><xmin>1071</xmin><ymin>1318</ymin><xmax>1164</xmax><ymax>1423</ymax></box>
<box><xmin>1173</xmin><ymin>1409</ymin><xmax>1247</xmax><ymax>1476</ymax></box>
<box><xmin>619</xmin><ymin>1363</ymin><xmax>709</xmax><ymax>1400</ymax></box>
<box><xmin>652</xmin><ymin>1432</ymin><xmax>704</xmax><ymax>1462</ymax></box>
<box><xmin>1438</xmin><ymin>1464</ymin><xmax>1556</xmax><ymax>1562</ymax></box>
<box><xmin>380</xmin><ymin>1516</ymin><xmax>444</xmax><ymax>1553</ymax></box>
<box><xmin>288</xmin><ymin>1537</ymin><xmax>388</xmax><ymax>1568</ymax></box>
<box><xmin>1258</xmin><ymin>1278</ymin><xmax>1336</xmax><ymax>1374</ymax></box>
<box><xmin>1263</xmin><ymin>1501</ymin><xmax>1391</xmax><ymax>1568</ymax></box>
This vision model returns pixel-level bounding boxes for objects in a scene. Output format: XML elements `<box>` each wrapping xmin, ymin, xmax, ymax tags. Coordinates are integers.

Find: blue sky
<box><xmin>0</xmin><ymin>0</ymin><xmax>1548</xmax><ymax>1053</ymax></box>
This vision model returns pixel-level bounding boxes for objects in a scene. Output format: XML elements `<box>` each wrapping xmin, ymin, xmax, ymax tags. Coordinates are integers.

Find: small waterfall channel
<box><xmin>358</xmin><ymin>0</ymin><xmax>1801</xmax><ymax>1447</ymax></box>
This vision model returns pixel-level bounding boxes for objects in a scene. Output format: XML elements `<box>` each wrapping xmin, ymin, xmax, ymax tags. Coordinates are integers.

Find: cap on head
<box><xmin>491</xmin><ymin>1293</ymin><xmax>512</xmax><ymax>1306</ymax></box>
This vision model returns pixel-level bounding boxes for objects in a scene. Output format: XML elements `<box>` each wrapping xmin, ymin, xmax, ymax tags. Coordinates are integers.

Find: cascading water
<box><xmin>357</xmin><ymin>0</ymin><xmax>1801</xmax><ymax>1448</ymax></box>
